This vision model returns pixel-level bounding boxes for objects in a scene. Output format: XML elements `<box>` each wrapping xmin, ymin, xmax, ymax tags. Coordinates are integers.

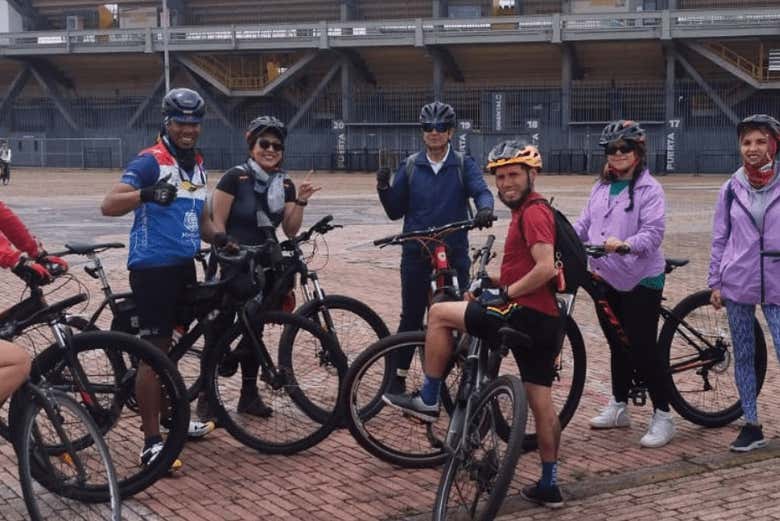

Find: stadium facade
<box><xmin>0</xmin><ymin>0</ymin><xmax>778</xmax><ymax>174</ymax></box>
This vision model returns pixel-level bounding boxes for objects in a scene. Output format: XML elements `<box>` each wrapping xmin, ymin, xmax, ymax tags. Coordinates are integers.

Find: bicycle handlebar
<box><xmin>373</xmin><ymin>218</ymin><xmax>493</xmax><ymax>247</ymax></box>
<box><xmin>583</xmin><ymin>243</ymin><xmax>631</xmax><ymax>258</ymax></box>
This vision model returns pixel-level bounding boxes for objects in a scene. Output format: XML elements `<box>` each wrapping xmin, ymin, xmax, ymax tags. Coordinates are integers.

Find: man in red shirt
<box><xmin>383</xmin><ymin>140</ymin><xmax>564</xmax><ymax>508</ymax></box>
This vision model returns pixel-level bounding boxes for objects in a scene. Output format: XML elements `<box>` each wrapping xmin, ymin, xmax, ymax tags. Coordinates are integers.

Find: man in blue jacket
<box><xmin>377</xmin><ymin>101</ymin><xmax>495</xmax><ymax>390</ymax></box>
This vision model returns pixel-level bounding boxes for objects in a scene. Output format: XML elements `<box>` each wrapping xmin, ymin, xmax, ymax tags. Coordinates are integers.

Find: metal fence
<box><xmin>8</xmin><ymin>137</ymin><xmax>123</xmax><ymax>169</ymax></box>
<box><xmin>0</xmin><ymin>79</ymin><xmax>774</xmax><ymax>173</ymax></box>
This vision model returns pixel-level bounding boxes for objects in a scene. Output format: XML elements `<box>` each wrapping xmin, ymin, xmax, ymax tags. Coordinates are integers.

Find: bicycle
<box><xmin>0</xmin><ymin>261</ymin><xmax>190</xmax><ymax>499</ymax></box>
<box><xmin>199</xmin><ymin>241</ymin><xmax>346</xmax><ymax>453</ymax></box>
<box><xmin>9</xmin><ymin>380</ymin><xmax>121</xmax><ymax>520</ymax></box>
<box><xmin>542</xmin><ymin>244</ymin><xmax>767</xmax><ymax>430</ymax></box>
<box><xmin>345</xmin><ymin>230</ymin><xmax>528</xmax><ymax>519</ymax></box>
<box><xmin>58</xmin><ymin>215</ymin><xmax>388</xmax><ymax>406</ymax></box>
<box><xmin>343</xmin><ymin>219</ymin><xmax>581</xmax><ymax>467</ymax></box>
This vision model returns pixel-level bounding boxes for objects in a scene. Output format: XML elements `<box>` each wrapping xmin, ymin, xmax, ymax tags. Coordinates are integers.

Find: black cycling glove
<box><xmin>474</xmin><ymin>207</ymin><xmax>495</xmax><ymax>229</ymax></box>
<box><xmin>140</xmin><ymin>174</ymin><xmax>177</xmax><ymax>206</ymax></box>
<box><xmin>376</xmin><ymin>167</ymin><xmax>391</xmax><ymax>190</ymax></box>
<box><xmin>477</xmin><ymin>287</ymin><xmax>509</xmax><ymax>308</ymax></box>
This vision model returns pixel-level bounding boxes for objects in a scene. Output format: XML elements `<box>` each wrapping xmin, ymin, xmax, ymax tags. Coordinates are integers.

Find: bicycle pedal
<box><xmin>166</xmin><ymin>459</ymin><xmax>183</xmax><ymax>474</ymax></box>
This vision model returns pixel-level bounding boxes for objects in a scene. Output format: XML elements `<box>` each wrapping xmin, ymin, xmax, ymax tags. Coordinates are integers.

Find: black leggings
<box><xmin>594</xmin><ymin>282</ymin><xmax>669</xmax><ymax>411</ymax></box>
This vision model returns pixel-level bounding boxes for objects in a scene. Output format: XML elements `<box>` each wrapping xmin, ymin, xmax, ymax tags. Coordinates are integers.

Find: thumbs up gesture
<box><xmin>140</xmin><ymin>174</ymin><xmax>177</xmax><ymax>206</ymax></box>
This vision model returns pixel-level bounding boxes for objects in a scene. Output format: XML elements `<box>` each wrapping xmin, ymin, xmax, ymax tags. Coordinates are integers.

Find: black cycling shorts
<box><xmin>129</xmin><ymin>261</ymin><xmax>196</xmax><ymax>339</ymax></box>
<box><xmin>464</xmin><ymin>301</ymin><xmax>562</xmax><ymax>387</ymax></box>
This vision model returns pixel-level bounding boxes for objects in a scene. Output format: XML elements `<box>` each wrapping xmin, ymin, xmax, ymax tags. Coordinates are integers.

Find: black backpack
<box><xmin>522</xmin><ymin>199</ymin><xmax>589</xmax><ymax>294</ymax></box>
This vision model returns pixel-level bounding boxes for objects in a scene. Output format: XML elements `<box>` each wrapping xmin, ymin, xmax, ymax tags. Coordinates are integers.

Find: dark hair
<box><xmin>600</xmin><ymin>140</ymin><xmax>647</xmax><ymax>212</ymax></box>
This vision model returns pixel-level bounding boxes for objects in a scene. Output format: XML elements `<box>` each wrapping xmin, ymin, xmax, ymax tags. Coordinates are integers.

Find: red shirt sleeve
<box><xmin>0</xmin><ymin>201</ymin><xmax>39</xmax><ymax>268</ymax></box>
<box><xmin>520</xmin><ymin>203</ymin><xmax>555</xmax><ymax>248</ymax></box>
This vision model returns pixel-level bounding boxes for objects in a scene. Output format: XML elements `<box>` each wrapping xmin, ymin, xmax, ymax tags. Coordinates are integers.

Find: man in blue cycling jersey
<box><xmin>101</xmin><ymin>88</ymin><xmax>228</xmax><ymax>470</ymax></box>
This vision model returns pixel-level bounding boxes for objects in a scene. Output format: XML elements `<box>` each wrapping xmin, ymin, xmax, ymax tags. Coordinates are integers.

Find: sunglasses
<box><xmin>421</xmin><ymin>122</ymin><xmax>452</xmax><ymax>133</ymax></box>
<box><xmin>605</xmin><ymin>143</ymin><xmax>635</xmax><ymax>155</ymax></box>
<box><xmin>257</xmin><ymin>138</ymin><xmax>284</xmax><ymax>152</ymax></box>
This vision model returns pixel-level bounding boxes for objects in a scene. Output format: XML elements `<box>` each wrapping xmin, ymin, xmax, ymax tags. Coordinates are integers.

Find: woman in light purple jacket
<box><xmin>709</xmin><ymin>114</ymin><xmax>780</xmax><ymax>453</ymax></box>
<box><xmin>574</xmin><ymin>120</ymin><xmax>674</xmax><ymax>448</ymax></box>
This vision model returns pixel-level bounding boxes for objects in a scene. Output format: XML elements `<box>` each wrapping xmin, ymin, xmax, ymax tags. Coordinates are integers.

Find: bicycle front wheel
<box><xmin>30</xmin><ymin>331</ymin><xmax>190</xmax><ymax>499</ymax></box>
<box><xmin>432</xmin><ymin>375</ymin><xmax>527</xmax><ymax>521</ymax></box>
<box><xmin>16</xmin><ymin>389</ymin><xmax>121</xmax><ymax>520</ymax></box>
<box><xmin>660</xmin><ymin>289</ymin><xmax>768</xmax><ymax>427</ymax></box>
<box><xmin>205</xmin><ymin>310</ymin><xmax>343</xmax><ymax>454</ymax></box>
<box><xmin>342</xmin><ymin>331</ymin><xmax>460</xmax><ymax>468</ymax></box>
<box><xmin>279</xmin><ymin>294</ymin><xmax>390</xmax><ymax>421</ymax></box>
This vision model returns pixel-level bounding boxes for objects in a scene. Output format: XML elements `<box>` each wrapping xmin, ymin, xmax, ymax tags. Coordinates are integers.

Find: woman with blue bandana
<box><xmin>200</xmin><ymin>116</ymin><xmax>320</xmax><ymax>419</ymax></box>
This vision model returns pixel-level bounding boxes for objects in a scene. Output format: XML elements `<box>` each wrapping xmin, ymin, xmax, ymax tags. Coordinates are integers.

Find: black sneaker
<box><xmin>381</xmin><ymin>391</ymin><xmax>440</xmax><ymax>423</ymax></box>
<box><xmin>237</xmin><ymin>392</ymin><xmax>273</xmax><ymax>418</ymax></box>
<box><xmin>730</xmin><ymin>424</ymin><xmax>767</xmax><ymax>452</ymax></box>
<box><xmin>521</xmin><ymin>482</ymin><xmax>564</xmax><ymax>509</ymax></box>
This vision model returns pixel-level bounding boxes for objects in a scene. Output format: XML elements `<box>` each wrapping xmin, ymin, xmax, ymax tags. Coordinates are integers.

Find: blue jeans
<box><xmin>724</xmin><ymin>300</ymin><xmax>780</xmax><ymax>424</ymax></box>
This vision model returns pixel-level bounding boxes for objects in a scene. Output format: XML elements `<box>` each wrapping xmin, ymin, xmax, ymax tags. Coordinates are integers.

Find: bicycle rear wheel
<box><xmin>205</xmin><ymin>310</ymin><xmax>343</xmax><ymax>454</ymax></box>
<box><xmin>16</xmin><ymin>389</ymin><xmax>121</xmax><ymax>520</ymax></box>
<box><xmin>432</xmin><ymin>375</ymin><xmax>527</xmax><ymax>521</ymax></box>
<box><xmin>342</xmin><ymin>331</ymin><xmax>459</xmax><ymax>468</ymax></box>
<box><xmin>29</xmin><ymin>331</ymin><xmax>189</xmax><ymax>499</ymax></box>
<box><xmin>660</xmin><ymin>289</ymin><xmax>768</xmax><ymax>427</ymax></box>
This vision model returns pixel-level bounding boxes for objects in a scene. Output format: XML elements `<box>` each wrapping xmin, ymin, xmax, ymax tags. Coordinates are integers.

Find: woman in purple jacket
<box><xmin>574</xmin><ymin>120</ymin><xmax>675</xmax><ymax>448</ymax></box>
<box><xmin>709</xmin><ymin>114</ymin><xmax>780</xmax><ymax>452</ymax></box>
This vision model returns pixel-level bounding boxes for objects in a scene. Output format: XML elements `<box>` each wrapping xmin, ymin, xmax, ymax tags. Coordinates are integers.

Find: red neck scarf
<box><xmin>743</xmin><ymin>137</ymin><xmax>777</xmax><ymax>188</ymax></box>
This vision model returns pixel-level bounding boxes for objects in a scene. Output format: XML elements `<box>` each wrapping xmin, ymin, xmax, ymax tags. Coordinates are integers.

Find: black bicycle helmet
<box><xmin>246</xmin><ymin>115</ymin><xmax>287</xmax><ymax>145</ymax></box>
<box><xmin>162</xmin><ymin>88</ymin><xmax>206</xmax><ymax>124</ymax></box>
<box><xmin>737</xmin><ymin>114</ymin><xmax>780</xmax><ymax>140</ymax></box>
<box><xmin>419</xmin><ymin>101</ymin><xmax>456</xmax><ymax>126</ymax></box>
<box><xmin>599</xmin><ymin>120</ymin><xmax>646</xmax><ymax>148</ymax></box>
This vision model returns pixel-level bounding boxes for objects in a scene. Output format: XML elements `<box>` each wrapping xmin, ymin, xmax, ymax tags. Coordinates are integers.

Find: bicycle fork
<box><xmin>445</xmin><ymin>336</ymin><xmax>484</xmax><ymax>452</ymax></box>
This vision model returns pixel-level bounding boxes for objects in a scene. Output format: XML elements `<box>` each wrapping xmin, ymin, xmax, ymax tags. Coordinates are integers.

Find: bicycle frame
<box><xmin>579</xmin><ymin>246</ymin><xmax>729</xmax><ymax>405</ymax></box>
<box><xmin>0</xmin><ymin>279</ymin><xmax>115</xmax><ymax>431</ymax></box>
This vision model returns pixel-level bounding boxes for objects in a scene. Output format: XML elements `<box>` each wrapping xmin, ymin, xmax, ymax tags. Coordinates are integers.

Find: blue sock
<box><xmin>540</xmin><ymin>461</ymin><xmax>558</xmax><ymax>489</ymax></box>
<box><xmin>420</xmin><ymin>375</ymin><xmax>442</xmax><ymax>406</ymax></box>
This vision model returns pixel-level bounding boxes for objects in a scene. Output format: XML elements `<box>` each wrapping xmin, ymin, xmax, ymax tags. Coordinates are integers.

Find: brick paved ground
<box><xmin>0</xmin><ymin>168</ymin><xmax>778</xmax><ymax>520</ymax></box>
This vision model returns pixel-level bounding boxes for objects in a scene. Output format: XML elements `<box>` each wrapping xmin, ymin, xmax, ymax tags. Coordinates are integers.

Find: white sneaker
<box><xmin>589</xmin><ymin>398</ymin><xmax>631</xmax><ymax>429</ymax></box>
<box><xmin>159</xmin><ymin>419</ymin><xmax>216</xmax><ymax>439</ymax></box>
<box><xmin>640</xmin><ymin>409</ymin><xmax>675</xmax><ymax>448</ymax></box>
<box><xmin>187</xmin><ymin>420</ymin><xmax>216</xmax><ymax>439</ymax></box>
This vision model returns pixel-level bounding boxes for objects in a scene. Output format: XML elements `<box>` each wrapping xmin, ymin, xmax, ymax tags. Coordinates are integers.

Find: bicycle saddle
<box><xmin>498</xmin><ymin>327</ymin><xmax>532</xmax><ymax>350</ymax></box>
<box><xmin>64</xmin><ymin>242</ymin><xmax>125</xmax><ymax>254</ymax></box>
<box><xmin>664</xmin><ymin>258</ymin><xmax>689</xmax><ymax>273</ymax></box>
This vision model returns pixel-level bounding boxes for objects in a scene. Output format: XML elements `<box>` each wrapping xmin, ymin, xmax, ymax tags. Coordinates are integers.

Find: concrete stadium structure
<box><xmin>0</xmin><ymin>0</ymin><xmax>778</xmax><ymax>173</ymax></box>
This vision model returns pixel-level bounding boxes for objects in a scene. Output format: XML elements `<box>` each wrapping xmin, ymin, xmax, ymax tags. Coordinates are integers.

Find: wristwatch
<box><xmin>295</xmin><ymin>199</ymin><xmax>308</xmax><ymax>207</ymax></box>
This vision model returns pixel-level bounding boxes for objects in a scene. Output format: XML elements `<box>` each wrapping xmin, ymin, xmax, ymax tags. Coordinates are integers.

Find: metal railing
<box><xmin>1</xmin><ymin>9</ymin><xmax>779</xmax><ymax>55</ymax></box>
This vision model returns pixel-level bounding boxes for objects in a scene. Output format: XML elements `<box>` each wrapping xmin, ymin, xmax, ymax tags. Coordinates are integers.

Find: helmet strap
<box><xmin>162</xmin><ymin>135</ymin><xmax>197</xmax><ymax>172</ymax></box>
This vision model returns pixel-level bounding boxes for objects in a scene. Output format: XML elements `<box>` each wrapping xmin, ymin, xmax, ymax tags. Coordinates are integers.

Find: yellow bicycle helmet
<box><xmin>486</xmin><ymin>140</ymin><xmax>542</xmax><ymax>172</ymax></box>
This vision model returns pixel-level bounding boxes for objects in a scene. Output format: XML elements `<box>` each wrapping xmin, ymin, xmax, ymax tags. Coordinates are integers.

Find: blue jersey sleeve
<box><xmin>120</xmin><ymin>154</ymin><xmax>159</xmax><ymax>189</ymax></box>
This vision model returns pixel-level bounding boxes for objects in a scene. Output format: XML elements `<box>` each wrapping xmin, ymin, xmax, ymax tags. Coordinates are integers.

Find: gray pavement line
<box><xmin>396</xmin><ymin>439</ymin><xmax>780</xmax><ymax>521</ymax></box>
